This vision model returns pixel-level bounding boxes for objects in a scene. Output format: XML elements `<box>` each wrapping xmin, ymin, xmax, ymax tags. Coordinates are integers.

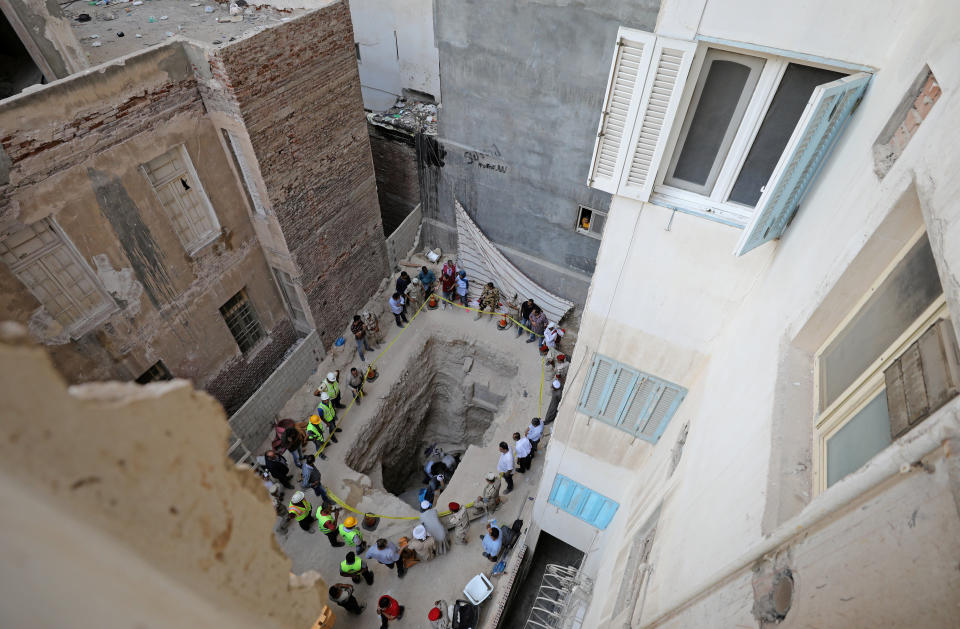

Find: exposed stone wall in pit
<box><xmin>345</xmin><ymin>336</ymin><xmax>518</xmax><ymax>494</ymax></box>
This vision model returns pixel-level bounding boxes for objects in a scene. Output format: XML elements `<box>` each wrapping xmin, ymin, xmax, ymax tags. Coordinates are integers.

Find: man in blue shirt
<box><xmin>481</xmin><ymin>524</ymin><xmax>502</xmax><ymax>561</ymax></box>
<box><xmin>366</xmin><ymin>538</ymin><xmax>406</xmax><ymax>578</ymax></box>
<box><xmin>418</xmin><ymin>266</ymin><xmax>436</xmax><ymax>298</ymax></box>
<box><xmin>301</xmin><ymin>455</ymin><xmax>331</xmax><ymax>507</ymax></box>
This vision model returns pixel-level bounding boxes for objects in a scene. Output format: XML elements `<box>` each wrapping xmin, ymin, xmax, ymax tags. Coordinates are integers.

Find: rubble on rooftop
<box><xmin>367</xmin><ymin>97</ymin><xmax>439</xmax><ymax>136</ymax></box>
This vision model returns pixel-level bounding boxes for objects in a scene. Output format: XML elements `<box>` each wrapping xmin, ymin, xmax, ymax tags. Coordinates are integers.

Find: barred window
<box><xmin>135</xmin><ymin>360</ymin><xmax>173</xmax><ymax>384</ymax></box>
<box><xmin>220</xmin><ymin>289</ymin><xmax>265</xmax><ymax>353</ymax></box>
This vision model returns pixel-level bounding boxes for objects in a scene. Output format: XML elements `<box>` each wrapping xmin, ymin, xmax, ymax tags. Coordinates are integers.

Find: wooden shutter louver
<box><xmin>587</xmin><ymin>30</ymin><xmax>656</xmax><ymax>193</ymax></box>
<box><xmin>619</xmin><ymin>38</ymin><xmax>697</xmax><ymax>201</ymax></box>
<box><xmin>735</xmin><ymin>72</ymin><xmax>871</xmax><ymax>255</ymax></box>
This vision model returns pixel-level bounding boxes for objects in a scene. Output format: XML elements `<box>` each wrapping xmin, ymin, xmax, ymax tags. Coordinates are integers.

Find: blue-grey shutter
<box><xmin>620</xmin><ymin>376</ymin><xmax>657</xmax><ymax>431</ymax></box>
<box><xmin>735</xmin><ymin>72</ymin><xmax>871</xmax><ymax>256</ymax></box>
<box><xmin>579</xmin><ymin>356</ymin><xmax>615</xmax><ymax>416</ymax></box>
<box><xmin>599</xmin><ymin>366</ymin><xmax>640</xmax><ymax>424</ymax></box>
<box><xmin>548</xmin><ymin>475</ymin><xmax>620</xmax><ymax>530</ymax></box>
<box><xmin>638</xmin><ymin>384</ymin><xmax>685</xmax><ymax>442</ymax></box>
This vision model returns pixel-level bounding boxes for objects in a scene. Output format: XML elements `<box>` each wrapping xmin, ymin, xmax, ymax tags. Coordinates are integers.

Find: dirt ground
<box><xmin>263</xmin><ymin>267</ymin><xmax>564</xmax><ymax>627</ymax></box>
<box><xmin>65</xmin><ymin>0</ymin><xmax>308</xmax><ymax>65</ymax></box>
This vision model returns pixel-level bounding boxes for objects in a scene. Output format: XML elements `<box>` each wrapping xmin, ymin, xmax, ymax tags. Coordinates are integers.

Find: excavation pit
<box><xmin>345</xmin><ymin>337</ymin><xmax>519</xmax><ymax>508</ymax></box>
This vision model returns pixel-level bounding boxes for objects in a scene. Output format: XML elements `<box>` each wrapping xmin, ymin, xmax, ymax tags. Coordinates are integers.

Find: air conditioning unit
<box><xmin>884</xmin><ymin>318</ymin><xmax>960</xmax><ymax>439</ymax></box>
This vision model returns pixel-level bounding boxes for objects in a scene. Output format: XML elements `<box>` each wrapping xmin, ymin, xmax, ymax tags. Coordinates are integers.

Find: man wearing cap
<box><xmin>478</xmin><ymin>472</ymin><xmax>502</xmax><ymax>515</ymax></box>
<box><xmin>448</xmin><ymin>502</ymin><xmax>470</xmax><ymax>544</ymax></box>
<box><xmin>455</xmin><ymin>270</ymin><xmax>469</xmax><ymax>307</ymax></box>
<box><xmin>339</xmin><ymin>516</ymin><xmax>367</xmax><ymax>553</ymax></box>
<box><xmin>407</xmin><ymin>525</ymin><xmax>436</xmax><ymax>561</ymax></box>
<box><xmin>315</xmin><ymin>371</ymin><xmax>344</xmax><ymax>409</ymax></box>
<box><xmin>287</xmin><ymin>491</ymin><xmax>314</xmax><ymax>532</ymax></box>
<box><xmin>543</xmin><ymin>322</ymin><xmax>564</xmax><ymax>362</ymax></box>
<box><xmin>497</xmin><ymin>441</ymin><xmax>515</xmax><ymax>494</ymax></box>
<box><xmin>366</xmin><ymin>538</ymin><xmax>405</xmax><ymax>578</ymax></box>
<box><xmin>306</xmin><ymin>414</ymin><xmax>334</xmax><ymax>458</ymax></box>
<box><xmin>317</xmin><ymin>503</ymin><xmax>345</xmax><ymax>547</ymax></box>
<box><xmin>419</xmin><ymin>500</ymin><xmax>449</xmax><ymax>555</ymax></box>
<box><xmin>526</xmin><ymin>418</ymin><xmax>544</xmax><ymax>454</ymax></box>
<box><xmin>513</xmin><ymin>431</ymin><xmax>533</xmax><ymax>474</ymax></box>
<box><xmin>316</xmin><ymin>393</ymin><xmax>340</xmax><ymax>445</ymax></box>
<box><xmin>545</xmin><ymin>377</ymin><xmax>564</xmax><ymax>425</ymax></box>
<box><xmin>428</xmin><ymin>601</ymin><xmax>451</xmax><ymax>629</ymax></box>
<box><xmin>339</xmin><ymin>550</ymin><xmax>374</xmax><ymax>585</ymax></box>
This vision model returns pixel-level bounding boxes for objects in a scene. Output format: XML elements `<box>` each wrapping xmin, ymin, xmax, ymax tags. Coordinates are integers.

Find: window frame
<box><xmin>547</xmin><ymin>474</ymin><xmax>620</xmax><ymax>530</ymax></box>
<box><xmin>219</xmin><ymin>289</ymin><xmax>266</xmax><ymax>354</ymax></box>
<box><xmin>651</xmin><ymin>44</ymin><xmax>852</xmax><ymax>227</ymax></box>
<box><xmin>812</xmin><ymin>227</ymin><xmax>947</xmax><ymax>492</ymax></box>
<box><xmin>575</xmin><ymin>205</ymin><xmax>607</xmax><ymax>240</ymax></box>
<box><xmin>141</xmin><ymin>145</ymin><xmax>222</xmax><ymax>256</ymax></box>
<box><xmin>135</xmin><ymin>360</ymin><xmax>173</xmax><ymax>384</ymax></box>
<box><xmin>0</xmin><ymin>218</ymin><xmax>115</xmax><ymax>338</ymax></box>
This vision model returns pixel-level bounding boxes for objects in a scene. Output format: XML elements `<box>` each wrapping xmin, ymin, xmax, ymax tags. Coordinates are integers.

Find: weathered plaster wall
<box><xmin>0</xmin><ymin>325</ymin><xmax>326</xmax><ymax>628</ymax></box>
<box><xmin>216</xmin><ymin>2</ymin><xmax>389</xmax><ymax>347</ymax></box>
<box><xmin>422</xmin><ymin>0</ymin><xmax>661</xmax><ymax>305</ymax></box>
<box><xmin>532</xmin><ymin>0</ymin><xmax>960</xmax><ymax>625</ymax></box>
<box><xmin>0</xmin><ymin>0</ymin><xmax>87</xmax><ymax>80</ymax></box>
<box><xmin>0</xmin><ymin>43</ymin><xmax>297</xmax><ymax>413</ymax></box>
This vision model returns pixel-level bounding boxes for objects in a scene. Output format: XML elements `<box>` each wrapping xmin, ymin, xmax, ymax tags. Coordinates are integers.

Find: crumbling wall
<box><xmin>368</xmin><ymin>122</ymin><xmax>421</xmax><ymax>236</ymax></box>
<box><xmin>0</xmin><ymin>324</ymin><xmax>326</xmax><ymax>627</ymax></box>
<box><xmin>215</xmin><ymin>1</ymin><xmax>389</xmax><ymax>347</ymax></box>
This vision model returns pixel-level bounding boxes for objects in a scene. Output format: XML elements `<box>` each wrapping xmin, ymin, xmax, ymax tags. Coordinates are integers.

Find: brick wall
<box><xmin>216</xmin><ymin>1</ymin><xmax>389</xmax><ymax>348</ymax></box>
<box><xmin>873</xmin><ymin>66</ymin><xmax>942</xmax><ymax>178</ymax></box>
<box><xmin>368</xmin><ymin>122</ymin><xmax>420</xmax><ymax>236</ymax></box>
<box><xmin>227</xmin><ymin>329</ymin><xmax>323</xmax><ymax>450</ymax></box>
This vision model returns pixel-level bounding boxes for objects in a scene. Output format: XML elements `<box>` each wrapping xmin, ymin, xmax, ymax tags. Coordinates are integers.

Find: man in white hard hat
<box><xmin>316</xmin><ymin>392</ymin><xmax>340</xmax><ymax>446</ymax></box>
<box><xmin>287</xmin><ymin>491</ymin><xmax>315</xmax><ymax>532</ymax></box>
<box><xmin>315</xmin><ymin>371</ymin><xmax>344</xmax><ymax>409</ymax></box>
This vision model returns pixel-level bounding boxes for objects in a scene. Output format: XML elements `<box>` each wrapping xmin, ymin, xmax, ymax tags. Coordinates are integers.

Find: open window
<box><xmin>576</xmin><ymin>205</ymin><xmax>606</xmax><ymax>239</ymax></box>
<box><xmin>588</xmin><ymin>29</ymin><xmax>871</xmax><ymax>254</ymax></box>
<box><xmin>813</xmin><ymin>230</ymin><xmax>957</xmax><ymax>491</ymax></box>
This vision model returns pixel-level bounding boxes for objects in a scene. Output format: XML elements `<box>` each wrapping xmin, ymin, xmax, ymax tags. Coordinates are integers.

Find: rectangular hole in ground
<box><xmin>345</xmin><ymin>337</ymin><xmax>519</xmax><ymax>509</ymax></box>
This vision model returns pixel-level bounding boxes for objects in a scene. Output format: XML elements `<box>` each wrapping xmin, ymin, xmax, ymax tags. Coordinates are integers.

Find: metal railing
<box><xmin>524</xmin><ymin>564</ymin><xmax>593</xmax><ymax>629</ymax></box>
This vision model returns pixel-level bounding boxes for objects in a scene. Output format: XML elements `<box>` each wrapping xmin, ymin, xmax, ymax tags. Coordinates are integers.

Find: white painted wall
<box><xmin>534</xmin><ymin>0</ymin><xmax>960</xmax><ymax>625</ymax></box>
<box><xmin>349</xmin><ymin>0</ymin><xmax>440</xmax><ymax>110</ymax></box>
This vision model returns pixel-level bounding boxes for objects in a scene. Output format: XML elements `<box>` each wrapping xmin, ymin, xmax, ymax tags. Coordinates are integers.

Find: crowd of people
<box><xmin>257</xmin><ymin>261</ymin><xmax>569</xmax><ymax>626</ymax></box>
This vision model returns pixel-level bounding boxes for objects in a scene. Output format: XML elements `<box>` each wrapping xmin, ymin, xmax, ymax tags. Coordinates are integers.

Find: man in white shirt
<box><xmin>544</xmin><ymin>322</ymin><xmax>564</xmax><ymax>362</ymax></box>
<box><xmin>513</xmin><ymin>432</ymin><xmax>533</xmax><ymax>473</ymax></box>
<box><xmin>525</xmin><ymin>417</ymin><xmax>544</xmax><ymax>454</ymax></box>
<box><xmin>389</xmin><ymin>292</ymin><xmax>408</xmax><ymax>328</ymax></box>
<box><xmin>497</xmin><ymin>441</ymin><xmax>515</xmax><ymax>493</ymax></box>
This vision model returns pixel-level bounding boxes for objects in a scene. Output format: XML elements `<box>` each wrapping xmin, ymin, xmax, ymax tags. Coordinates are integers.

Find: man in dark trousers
<box><xmin>329</xmin><ymin>583</ymin><xmax>364</xmax><ymax>615</ymax></box>
<box><xmin>517</xmin><ymin>298</ymin><xmax>539</xmax><ymax>341</ymax></box>
<box><xmin>264</xmin><ymin>450</ymin><xmax>293</xmax><ymax>489</ymax></box>
<box><xmin>544</xmin><ymin>377</ymin><xmax>563</xmax><ymax>424</ymax></box>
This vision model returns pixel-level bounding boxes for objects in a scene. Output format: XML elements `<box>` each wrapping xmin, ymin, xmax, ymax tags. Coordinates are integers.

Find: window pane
<box><xmin>728</xmin><ymin>64</ymin><xmax>845</xmax><ymax>207</ymax></box>
<box><xmin>821</xmin><ymin>235</ymin><xmax>942</xmax><ymax>408</ymax></box>
<box><xmin>826</xmin><ymin>391</ymin><xmax>891</xmax><ymax>486</ymax></box>
<box><xmin>669</xmin><ymin>54</ymin><xmax>758</xmax><ymax>191</ymax></box>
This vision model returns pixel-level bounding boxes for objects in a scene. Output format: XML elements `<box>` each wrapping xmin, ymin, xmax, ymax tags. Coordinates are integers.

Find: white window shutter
<box><xmin>587</xmin><ymin>29</ymin><xmax>656</xmax><ymax>194</ymax></box>
<box><xmin>618</xmin><ymin>37</ymin><xmax>697</xmax><ymax>201</ymax></box>
<box><xmin>735</xmin><ymin>72</ymin><xmax>871</xmax><ymax>256</ymax></box>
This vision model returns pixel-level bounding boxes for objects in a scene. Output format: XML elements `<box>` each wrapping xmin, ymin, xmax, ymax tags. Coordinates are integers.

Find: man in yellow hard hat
<box><xmin>338</xmin><ymin>515</ymin><xmax>367</xmax><ymax>553</ymax></box>
<box><xmin>306</xmin><ymin>414</ymin><xmax>332</xmax><ymax>459</ymax></box>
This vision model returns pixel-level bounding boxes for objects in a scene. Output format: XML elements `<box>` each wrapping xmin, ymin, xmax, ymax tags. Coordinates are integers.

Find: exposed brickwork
<box><xmin>368</xmin><ymin>122</ymin><xmax>420</xmax><ymax>236</ymax></box>
<box><xmin>215</xmin><ymin>1</ymin><xmax>389</xmax><ymax>347</ymax></box>
<box><xmin>873</xmin><ymin>67</ymin><xmax>942</xmax><ymax>178</ymax></box>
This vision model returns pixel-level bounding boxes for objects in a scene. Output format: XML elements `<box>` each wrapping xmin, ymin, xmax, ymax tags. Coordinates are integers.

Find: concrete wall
<box><xmin>229</xmin><ymin>330</ymin><xmax>323</xmax><ymax>450</ymax></box>
<box><xmin>421</xmin><ymin>0</ymin><xmax>661</xmax><ymax>305</ymax></box>
<box><xmin>532</xmin><ymin>0</ymin><xmax>960</xmax><ymax>625</ymax></box>
<box><xmin>0</xmin><ymin>324</ymin><xmax>327</xmax><ymax>628</ymax></box>
<box><xmin>216</xmin><ymin>2</ymin><xmax>390</xmax><ymax>348</ymax></box>
<box><xmin>0</xmin><ymin>43</ymin><xmax>298</xmax><ymax>415</ymax></box>
<box><xmin>369</xmin><ymin>121</ymin><xmax>421</xmax><ymax>235</ymax></box>
<box><xmin>0</xmin><ymin>0</ymin><xmax>87</xmax><ymax>81</ymax></box>
<box><xmin>349</xmin><ymin>0</ymin><xmax>440</xmax><ymax>110</ymax></box>
<box><xmin>385</xmin><ymin>203</ymin><xmax>422</xmax><ymax>272</ymax></box>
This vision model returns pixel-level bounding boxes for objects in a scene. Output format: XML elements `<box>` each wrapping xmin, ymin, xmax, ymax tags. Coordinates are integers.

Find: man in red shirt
<box><xmin>377</xmin><ymin>595</ymin><xmax>405</xmax><ymax>627</ymax></box>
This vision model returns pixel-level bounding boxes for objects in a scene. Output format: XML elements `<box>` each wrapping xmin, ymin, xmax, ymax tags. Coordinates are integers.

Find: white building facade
<box><xmin>531</xmin><ymin>0</ymin><xmax>960</xmax><ymax>626</ymax></box>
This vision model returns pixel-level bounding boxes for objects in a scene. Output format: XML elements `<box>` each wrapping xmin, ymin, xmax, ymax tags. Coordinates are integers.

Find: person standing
<box><xmin>316</xmin><ymin>504</ymin><xmax>345</xmax><ymax>547</ymax></box>
<box><xmin>362</xmin><ymin>310</ymin><xmax>383</xmax><ymax>346</ymax></box>
<box><xmin>544</xmin><ymin>323</ymin><xmax>564</xmax><ymax>362</ymax></box>
<box><xmin>448</xmin><ymin>502</ymin><xmax>470</xmax><ymax>545</ymax></box>
<box><xmin>497</xmin><ymin>441</ymin><xmax>515</xmax><ymax>494</ymax></box>
<box><xmin>351</xmin><ymin>315</ymin><xmax>373</xmax><ymax>362</ymax></box>
<box><xmin>513</xmin><ymin>432</ymin><xmax>533</xmax><ymax>473</ymax></box>
<box><xmin>395</xmin><ymin>271</ymin><xmax>412</xmax><ymax>298</ymax></box>
<box><xmin>517</xmin><ymin>298</ymin><xmax>538</xmax><ymax>341</ymax></box>
<box><xmin>419</xmin><ymin>501</ymin><xmax>449</xmax><ymax>555</ymax></box>
<box><xmin>455</xmin><ymin>270</ymin><xmax>469</xmax><ymax>307</ymax></box>
<box><xmin>478</xmin><ymin>472</ymin><xmax>502</xmax><ymax>515</ymax></box>
<box><xmin>339</xmin><ymin>551</ymin><xmax>374</xmax><ymax>585</ymax></box>
<box><xmin>440</xmin><ymin>260</ymin><xmax>457</xmax><ymax>308</ymax></box>
<box><xmin>316</xmin><ymin>371</ymin><xmax>344</xmax><ymax>409</ymax></box>
<box><xmin>407</xmin><ymin>525</ymin><xmax>437</xmax><ymax>561</ymax></box>
<box><xmin>544</xmin><ymin>378</ymin><xmax>563</xmax><ymax>425</ymax></box>
<box><xmin>366</xmin><ymin>538</ymin><xmax>406</xmax><ymax>578</ymax></box>
<box><xmin>377</xmin><ymin>595</ymin><xmax>405</xmax><ymax>628</ymax></box>
<box><xmin>300</xmin><ymin>454</ymin><xmax>331</xmax><ymax>506</ymax></box>
<box><xmin>316</xmin><ymin>392</ymin><xmax>340</xmax><ymax>442</ymax></box>
<box><xmin>481</xmin><ymin>524</ymin><xmax>502</xmax><ymax>561</ymax></box>
<box><xmin>389</xmin><ymin>292</ymin><xmax>408</xmax><ymax>328</ymax></box>
<box><xmin>348</xmin><ymin>367</ymin><xmax>365</xmax><ymax>405</ymax></box>
<box><xmin>526</xmin><ymin>417</ymin><xmax>544</xmax><ymax>454</ymax></box>
<box><xmin>287</xmin><ymin>491</ymin><xmax>314</xmax><ymax>532</ymax></box>
<box><xmin>329</xmin><ymin>583</ymin><xmax>364</xmax><ymax>615</ymax></box>
<box><xmin>528</xmin><ymin>307</ymin><xmax>548</xmax><ymax>345</ymax></box>
<box><xmin>418</xmin><ymin>265</ymin><xmax>436</xmax><ymax>298</ymax></box>
<box><xmin>339</xmin><ymin>516</ymin><xmax>367</xmax><ymax>553</ymax></box>
<box><xmin>264</xmin><ymin>450</ymin><xmax>293</xmax><ymax>489</ymax></box>
<box><xmin>476</xmin><ymin>282</ymin><xmax>501</xmax><ymax>319</ymax></box>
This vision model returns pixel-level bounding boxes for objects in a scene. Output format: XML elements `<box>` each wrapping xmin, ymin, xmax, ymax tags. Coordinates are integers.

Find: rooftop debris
<box><xmin>367</xmin><ymin>98</ymin><xmax>439</xmax><ymax>135</ymax></box>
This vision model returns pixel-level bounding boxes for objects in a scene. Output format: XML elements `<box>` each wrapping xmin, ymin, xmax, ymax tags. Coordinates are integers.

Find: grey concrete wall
<box><xmin>386</xmin><ymin>202</ymin><xmax>422</xmax><ymax>271</ymax></box>
<box><xmin>228</xmin><ymin>330</ymin><xmax>323</xmax><ymax>450</ymax></box>
<box><xmin>422</xmin><ymin>0</ymin><xmax>660</xmax><ymax>304</ymax></box>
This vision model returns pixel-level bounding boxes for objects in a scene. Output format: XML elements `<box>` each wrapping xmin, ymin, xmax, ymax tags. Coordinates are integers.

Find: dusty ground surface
<box><xmin>260</xmin><ymin>265</ymin><xmax>565</xmax><ymax>627</ymax></box>
<box><xmin>65</xmin><ymin>0</ymin><xmax>308</xmax><ymax>65</ymax></box>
